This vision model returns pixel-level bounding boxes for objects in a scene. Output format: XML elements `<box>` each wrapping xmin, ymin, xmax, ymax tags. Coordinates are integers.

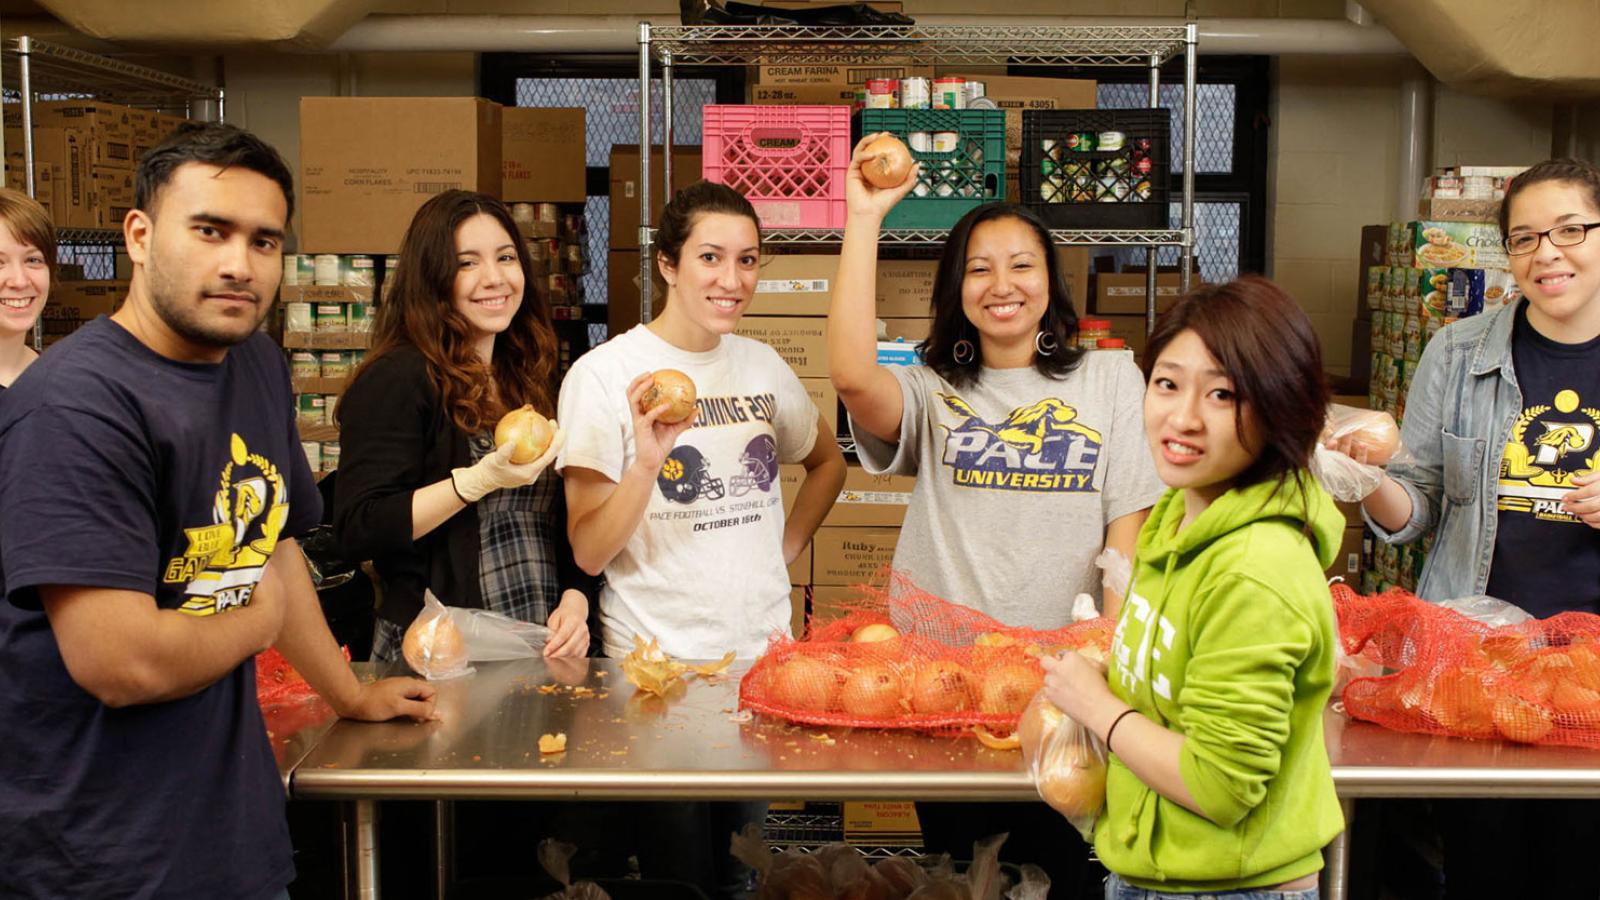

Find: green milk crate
<box><xmin>858</xmin><ymin>108</ymin><xmax>1006</xmax><ymax>230</ymax></box>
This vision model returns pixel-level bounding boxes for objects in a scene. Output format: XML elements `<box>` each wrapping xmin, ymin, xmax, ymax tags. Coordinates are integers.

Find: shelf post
<box><xmin>639</xmin><ymin>22</ymin><xmax>656</xmax><ymax>325</ymax></box>
<box><xmin>1146</xmin><ymin>53</ymin><xmax>1160</xmax><ymax>335</ymax></box>
<box><xmin>1181</xmin><ymin>22</ymin><xmax>1198</xmax><ymax>293</ymax></box>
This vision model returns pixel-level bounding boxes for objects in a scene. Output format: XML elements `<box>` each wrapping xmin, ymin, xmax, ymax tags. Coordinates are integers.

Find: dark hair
<box><xmin>920</xmin><ymin>203</ymin><xmax>1083</xmax><ymax>387</ymax></box>
<box><xmin>652</xmin><ymin>181</ymin><xmax>762</xmax><ymax>293</ymax></box>
<box><xmin>1499</xmin><ymin>158</ymin><xmax>1600</xmax><ymax>237</ymax></box>
<box><xmin>1143</xmin><ymin>276</ymin><xmax>1328</xmax><ymax>496</ymax></box>
<box><xmin>135</xmin><ymin>122</ymin><xmax>296</xmax><ymax>221</ymax></box>
<box><xmin>0</xmin><ymin>187</ymin><xmax>57</xmax><ymax>286</ymax></box>
<box><xmin>342</xmin><ymin>190</ymin><xmax>558</xmax><ymax>435</ymax></box>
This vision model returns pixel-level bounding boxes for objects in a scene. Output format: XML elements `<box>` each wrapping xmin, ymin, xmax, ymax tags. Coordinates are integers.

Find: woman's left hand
<box><xmin>1563</xmin><ymin>472</ymin><xmax>1600</xmax><ymax>529</ymax></box>
<box><xmin>1039</xmin><ymin>650</ymin><xmax>1117</xmax><ymax>727</ymax></box>
<box><xmin>544</xmin><ymin>590</ymin><xmax>591</xmax><ymax>658</ymax></box>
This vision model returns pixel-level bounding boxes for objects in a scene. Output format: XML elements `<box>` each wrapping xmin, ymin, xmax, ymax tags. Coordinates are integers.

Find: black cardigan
<box><xmin>332</xmin><ymin>345</ymin><xmax>599</xmax><ymax>629</ymax></box>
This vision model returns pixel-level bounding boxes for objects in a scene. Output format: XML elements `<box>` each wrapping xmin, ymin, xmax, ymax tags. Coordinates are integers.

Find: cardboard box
<box><xmin>790</xmin><ymin>586</ymin><xmax>807</xmax><ymax>635</ymax></box>
<box><xmin>92</xmin><ymin>166</ymin><xmax>135</xmax><ymax>229</ymax></box>
<box><xmin>31</xmin><ymin>128</ymin><xmax>96</xmax><ymax>228</ymax></box>
<box><xmin>824</xmin><ymin>463</ymin><xmax>914</xmax><ymax>527</ymax></box>
<box><xmin>749</xmin><ymin>254</ymin><xmax>836</xmax><ymax>316</ymax></box>
<box><xmin>874</xmin><ymin>260</ymin><xmax>937</xmax><ymax>318</ymax></box>
<box><xmin>1417</xmin><ymin>197</ymin><xmax>1499</xmax><ymax>223</ymax></box>
<box><xmin>1092</xmin><ymin>271</ymin><xmax>1187</xmax><ymax>315</ymax></box>
<box><xmin>17</xmin><ymin>100</ymin><xmax>135</xmax><ymax>144</ymax></box>
<box><xmin>1326</xmin><ymin>525</ymin><xmax>1367</xmax><ymax>580</ymax></box>
<box><xmin>501</xmin><ymin>107</ymin><xmax>586</xmax><ymax>203</ymax></box>
<box><xmin>1101</xmin><ymin>314</ymin><xmax>1150</xmax><ymax>359</ymax></box>
<box><xmin>813</xmin><ymin>525</ymin><xmax>900</xmax><ymax>585</ymax></box>
<box><xmin>810</xmin><ymin>584</ymin><xmax>861</xmax><ymax>622</ymax></box>
<box><xmin>747</xmin><ymin>85</ymin><xmax>859</xmax><ymax>106</ymax></box>
<box><xmin>280</xmin><ymin>284</ymin><xmax>376</xmax><ymax>304</ymax></box>
<box><xmin>300</xmin><ymin>97</ymin><xmax>502</xmax><ymax>254</ymax></box>
<box><xmin>735</xmin><ymin>316</ymin><xmax>828</xmax><ymax>377</ymax></box>
<box><xmin>757</xmin><ymin>64</ymin><xmax>927</xmax><ymax>85</ymax></box>
<box><xmin>607</xmin><ymin>250</ymin><xmax>645</xmax><ymax>335</ymax></box>
<box><xmin>882</xmin><ymin>318</ymin><xmax>928</xmax><ymax>343</ymax></box>
<box><xmin>40</xmin><ymin>279</ymin><xmax>129</xmax><ymax>345</ymax></box>
<box><xmin>800</xmin><ymin>376</ymin><xmax>839</xmax><ymax>436</ymax></box>
<box><xmin>780</xmin><ymin>464</ymin><xmax>804</xmax><ymax>510</ymax></box>
<box><xmin>608</xmin><ymin>144</ymin><xmax>703</xmax><ymax>250</ymax></box>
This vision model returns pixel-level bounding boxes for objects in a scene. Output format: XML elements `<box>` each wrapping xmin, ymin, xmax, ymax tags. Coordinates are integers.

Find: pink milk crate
<box><xmin>701</xmin><ymin>104</ymin><xmax>851</xmax><ymax>230</ymax></box>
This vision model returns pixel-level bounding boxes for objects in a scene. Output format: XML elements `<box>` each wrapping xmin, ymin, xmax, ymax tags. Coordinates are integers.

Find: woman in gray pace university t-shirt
<box><xmin>828</xmin><ymin>136</ymin><xmax>1167</xmax><ymax>629</ymax></box>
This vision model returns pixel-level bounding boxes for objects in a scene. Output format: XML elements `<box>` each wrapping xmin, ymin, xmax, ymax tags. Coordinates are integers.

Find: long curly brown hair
<box><xmin>346</xmin><ymin>190</ymin><xmax>557</xmax><ymax>435</ymax></box>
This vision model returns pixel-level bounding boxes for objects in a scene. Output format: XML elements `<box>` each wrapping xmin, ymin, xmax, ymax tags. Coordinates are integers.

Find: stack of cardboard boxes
<box><xmin>3</xmin><ymin>101</ymin><xmax>187</xmax><ymax>229</ymax></box>
<box><xmin>606</xmin><ymin>143</ymin><xmax>704</xmax><ymax>336</ymax></box>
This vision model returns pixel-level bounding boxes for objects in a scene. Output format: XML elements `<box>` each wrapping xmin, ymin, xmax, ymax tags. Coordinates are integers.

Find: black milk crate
<box><xmin>1020</xmin><ymin>108</ymin><xmax>1171</xmax><ymax>230</ymax></box>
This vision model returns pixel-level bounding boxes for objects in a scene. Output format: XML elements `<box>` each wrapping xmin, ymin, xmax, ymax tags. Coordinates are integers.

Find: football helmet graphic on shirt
<box><xmin>657</xmin><ymin>444</ymin><xmax>726</xmax><ymax>504</ymax></box>
<box><xmin>729</xmin><ymin>434</ymin><xmax>778</xmax><ymax>497</ymax></box>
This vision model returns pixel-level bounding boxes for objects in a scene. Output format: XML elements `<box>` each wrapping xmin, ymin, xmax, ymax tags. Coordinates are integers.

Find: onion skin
<box><xmin>638</xmin><ymin>369</ymin><xmax>698</xmax><ymax>424</ymax></box>
<box><xmin>862</xmin><ymin>135</ymin><xmax>914</xmax><ymax>189</ymax></box>
<box><xmin>494</xmin><ymin>405</ymin><xmax>554</xmax><ymax>464</ymax></box>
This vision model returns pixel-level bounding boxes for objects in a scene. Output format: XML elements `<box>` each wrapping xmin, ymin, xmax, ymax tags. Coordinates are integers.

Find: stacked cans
<box><xmin>1036</xmin><ymin>133</ymin><xmax>1155</xmax><ymax>205</ymax></box>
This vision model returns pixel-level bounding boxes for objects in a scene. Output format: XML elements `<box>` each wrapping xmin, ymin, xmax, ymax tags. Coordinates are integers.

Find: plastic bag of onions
<box><xmin>1019</xmin><ymin>690</ymin><xmax>1107</xmax><ymax>840</ymax></box>
<box><xmin>402</xmin><ymin>590</ymin><xmax>474</xmax><ymax>681</ymax></box>
<box><xmin>1310</xmin><ymin>404</ymin><xmax>1407</xmax><ymax>502</ymax></box>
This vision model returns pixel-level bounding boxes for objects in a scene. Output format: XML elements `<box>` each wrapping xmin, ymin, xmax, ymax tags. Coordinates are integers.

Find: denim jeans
<box><xmin>1105</xmin><ymin>872</ymin><xmax>1319</xmax><ymax>900</ymax></box>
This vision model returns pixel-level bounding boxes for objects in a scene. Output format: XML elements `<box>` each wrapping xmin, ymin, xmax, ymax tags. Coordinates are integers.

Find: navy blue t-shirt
<box><xmin>0</xmin><ymin>316</ymin><xmax>321</xmax><ymax>900</ymax></box>
<box><xmin>1484</xmin><ymin>305</ymin><xmax>1600</xmax><ymax>617</ymax></box>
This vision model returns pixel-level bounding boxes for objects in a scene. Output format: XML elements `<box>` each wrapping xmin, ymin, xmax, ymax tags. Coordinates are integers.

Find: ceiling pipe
<box><xmin>325</xmin><ymin>14</ymin><xmax>1408</xmax><ymax>57</ymax></box>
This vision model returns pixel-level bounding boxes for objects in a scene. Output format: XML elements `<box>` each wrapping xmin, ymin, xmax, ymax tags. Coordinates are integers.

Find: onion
<box><xmin>638</xmin><ymin>369</ymin><xmax>698</xmax><ymax>424</ymax></box>
<box><xmin>402</xmin><ymin>612</ymin><xmax>467</xmax><ymax>679</ymax></box>
<box><xmin>861</xmin><ymin>134</ymin><xmax>914</xmax><ymax>189</ymax></box>
<box><xmin>1347</xmin><ymin>413</ymin><xmax>1401</xmax><ymax>465</ymax></box>
<box><xmin>850</xmin><ymin>623</ymin><xmax>900</xmax><ymax>644</ymax></box>
<box><xmin>977</xmin><ymin>663</ymin><xmax>1044</xmax><ymax>714</ymax></box>
<box><xmin>769</xmin><ymin>656</ymin><xmax>843</xmax><ymax>712</ymax></box>
<box><xmin>494</xmin><ymin>404</ymin><xmax>554</xmax><ymax>464</ymax></box>
<box><xmin>910</xmin><ymin>660</ymin><xmax>974</xmax><ymax>714</ymax></box>
<box><xmin>837</xmin><ymin>662</ymin><xmax>905</xmax><ymax>719</ymax></box>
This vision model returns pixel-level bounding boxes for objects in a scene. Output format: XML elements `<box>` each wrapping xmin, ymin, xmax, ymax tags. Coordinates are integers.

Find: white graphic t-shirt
<box><xmin>558</xmin><ymin>325</ymin><xmax>820</xmax><ymax>659</ymax></box>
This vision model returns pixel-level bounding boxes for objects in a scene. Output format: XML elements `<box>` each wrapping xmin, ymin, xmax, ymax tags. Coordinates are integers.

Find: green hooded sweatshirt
<box><xmin>1093</xmin><ymin>472</ymin><xmax>1346</xmax><ymax>891</ymax></box>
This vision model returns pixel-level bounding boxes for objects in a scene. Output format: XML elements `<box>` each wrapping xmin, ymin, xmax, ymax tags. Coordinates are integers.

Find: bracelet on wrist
<box><xmin>1104</xmin><ymin>708</ymin><xmax>1138</xmax><ymax>754</ymax></box>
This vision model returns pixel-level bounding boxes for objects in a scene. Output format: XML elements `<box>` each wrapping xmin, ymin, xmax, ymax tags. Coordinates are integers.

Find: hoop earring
<box><xmin>953</xmin><ymin>338</ymin><xmax>976</xmax><ymax>366</ymax></box>
<box><xmin>1035</xmin><ymin>330</ymin><xmax>1058</xmax><ymax>358</ymax></box>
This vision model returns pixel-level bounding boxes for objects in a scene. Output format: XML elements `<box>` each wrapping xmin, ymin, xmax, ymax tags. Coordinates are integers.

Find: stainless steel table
<box><xmin>288</xmin><ymin>658</ymin><xmax>1600</xmax><ymax>900</ymax></box>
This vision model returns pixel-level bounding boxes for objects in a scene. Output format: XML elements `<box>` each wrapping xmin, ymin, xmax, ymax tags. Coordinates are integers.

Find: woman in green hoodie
<box><xmin>1040</xmin><ymin>276</ymin><xmax>1345</xmax><ymax>898</ymax></box>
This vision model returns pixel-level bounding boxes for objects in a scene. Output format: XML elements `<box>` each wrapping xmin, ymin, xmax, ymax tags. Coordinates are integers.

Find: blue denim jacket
<box><xmin>1368</xmin><ymin>300</ymin><xmax>1524</xmax><ymax>602</ymax></box>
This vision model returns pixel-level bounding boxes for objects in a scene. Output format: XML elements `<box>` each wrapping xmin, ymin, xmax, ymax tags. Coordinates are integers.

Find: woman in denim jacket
<box><xmin>1337</xmin><ymin>158</ymin><xmax>1600</xmax><ymax>897</ymax></box>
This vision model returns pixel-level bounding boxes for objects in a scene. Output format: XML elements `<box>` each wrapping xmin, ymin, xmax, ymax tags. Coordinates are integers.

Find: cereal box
<box><xmin>1407</xmin><ymin>220</ymin><xmax>1507</xmax><ymax>270</ymax></box>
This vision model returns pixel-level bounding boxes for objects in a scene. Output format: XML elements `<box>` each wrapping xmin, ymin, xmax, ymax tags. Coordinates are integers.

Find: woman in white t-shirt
<box><xmin>557</xmin><ymin>180</ymin><xmax>846</xmax><ymax>900</ymax></box>
<box><xmin>831</xmin><ymin>135</ymin><xmax>1166</xmax><ymax>626</ymax></box>
<box><xmin>558</xmin><ymin>181</ymin><xmax>846</xmax><ymax>660</ymax></box>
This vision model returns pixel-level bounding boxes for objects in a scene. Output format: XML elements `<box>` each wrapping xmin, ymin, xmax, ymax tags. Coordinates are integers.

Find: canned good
<box><xmin>1133</xmin><ymin>137</ymin><xmax>1153</xmax><ymax>151</ymax></box>
<box><xmin>350</xmin><ymin>349</ymin><xmax>367</xmax><ymax>369</ymax></box>
<box><xmin>1133</xmin><ymin>180</ymin><xmax>1152</xmax><ymax>200</ymax></box>
<box><xmin>344</xmin><ymin>255</ymin><xmax>375</xmax><ymax>287</ymax></box>
<box><xmin>931</xmin><ymin>131</ymin><xmax>960</xmax><ymax>153</ymax></box>
<box><xmin>865</xmin><ymin>78</ymin><xmax>898</xmax><ymax>109</ymax></box>
<box><xmin>284</xmin><ymin>302</ymin><xmax>314</xmax><ymax>333</ymax></box>
<box><xmin>282</xmin><ymin>254</ymin><xmax>315</xmax><ymax>286</ymax></box>
<box><xmin>321</xmin><ymin>441</ymin><xmax>340</xmax><ymax>472</ymax></box>
<box><xmin>933</xmin><ymin>77</ymin><xmax>965</xmax><ymax>110</ymax></box>
<box><xmin>1040</xmin><ymin>179</ymin><xmax>1066</xmax><ymax>203</ymax></box>
<box><xmin>510</xmin><ymin>202</ymin><xmax>536</xmax><ymax>227</ymax></box>
<box><xmin>909</xmin><ymin>131</ymin><xmax>933</xmax><ymax>153</ymax></box>
<box><xmin>1097</xmin><ymin>130</ymin><xmax>1125</xmax><ymax>151</ymax></box>
<box><xmin>1108</xmin><ymin>179</ymin><xmax>1131</xmax><ymax>200</ymax></box>
<box><xmin>384</xmin><ymin>254</ymin><xmax>401</xmax><ymax>277</ymax></box>
<box><xmin>1061</xmin><ymin>159</ymin><xmax>1089</xmax><ymax>178</ymax></box>
<box><xmin>534</xmin><ymin>203</ymin><xmax>561</xmax><ymax>229</ymax></box>
<box><xmin>1066</xmin><ymin>132</ymin><xmax>1096</xmax><ymax>152</ymax></box>
<box><xmin>1133</xmin><ymin>155</ymin><xmax>1154</xmax><ymax>176</ymax></box>
<box><xmin>313</xmin><ymin>254</ymin><xmax>342</xmax><ymax>286</ymax></box>
<box><xmin>297</xmin><ymin>393</ymin><xmax>327</xmax><ymax>427</ymax></box>
<box><xmin>1078</xmin><ymin>318</ymin><xmax>1111</xmax><ymax>346</ymax></box>
<box><xmin>549</xmin><ymin>274</ymin><xmax>572</xmax><ymax>302</ymax></box>
<box><xmin>853</xmin><ymin>87</ymin><xmax>868</xmax><ymax>113</ymax></box>
<box><xmin>962</xmin><ymin>80</ymin><xmax>986</xmax><ymax>107</ymax></box>
<box><xmin>302</xmin><ymin>441</ymin><xmax>322</xmax><ymax>472</ymax></box>
<box><xmin>348</xmin><ymin>302</ymin><xmax>373</xmax><ymax>333</ymax></box>
<box><xmin>290</xmin><ymin>351</ymin><xmax>320</xmax><ymax>380</ymax></box>
<box><xmin>562</xmin><ymin>213</ymin><xmax>583</xmax><ymax>238</ymax></box>
<box><xmin>320</xmin><ymin>351</ymin><xmax>352</xmax><ymax>379</ymax></box>
<box><xmin>563</xmin><ymin>243</ymin><xmax>584</xmax><ymax>273</ymax></box>
<box><xmin>900</xmin><ymin>77</ymin><xmax>930</xmax><ymax>109</ymax></box>
<box><xmin>314</xmin><ymin>303</ymin><xmax>347</xmax><ymax>332</ymax></box>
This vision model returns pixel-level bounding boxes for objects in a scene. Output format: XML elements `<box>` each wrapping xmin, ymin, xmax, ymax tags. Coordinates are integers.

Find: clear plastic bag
<box><xmin>1438</xmin><ymin>594</ymin><xmax>1533</xmax><ymax>629</ymax></box>
<box><xmin>401</xmin><ymin>590</ymin><xmax>474</xmax><ymax>681</ymax></box>
<box><xmin>450</xmin><ymin>607</ymin><xmax>551</xmax><ymax>660</ymax></box>
<box><xmin>1312</xmin><ymin>405</ymin><xmax>1409</xmax><ymax>502</ymax></box>
<box><xmin>1071</xmin><ymin>548</ymin><xmax>1133</xmax><ymax>622</ymax></box>
<box><xmin>1019</xmin><ymin>692</ymin><xmax>1107</xmax><ymax>841</ymax></box>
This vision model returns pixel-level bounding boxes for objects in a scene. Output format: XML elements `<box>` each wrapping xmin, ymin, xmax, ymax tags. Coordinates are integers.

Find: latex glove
<box><xmin>450</xmin><ymin>425</ymin><xmax>566</xmax><ymax>502</ymax></box>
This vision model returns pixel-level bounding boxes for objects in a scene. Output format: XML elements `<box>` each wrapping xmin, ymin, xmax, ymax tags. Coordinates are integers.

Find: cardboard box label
<box><xmin>502</xmin><ymin>107</ymin><xmax>585</xmax><ymax>203</ymax></box>
<box><xmin>813</xmin><ymin>526</ymin><xmax>900</xmax><ymax>585</ymax></box>
<box><xmin>734</xmin><ymin>316</ymin><xmax>828</xmax><ymax>377</ymax></box>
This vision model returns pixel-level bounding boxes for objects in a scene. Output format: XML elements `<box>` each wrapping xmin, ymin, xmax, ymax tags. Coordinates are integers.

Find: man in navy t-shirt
<box><xmin>0</xmin><ymin>123</ymin><xmax>437</xmax><ymax>900</ymax></box>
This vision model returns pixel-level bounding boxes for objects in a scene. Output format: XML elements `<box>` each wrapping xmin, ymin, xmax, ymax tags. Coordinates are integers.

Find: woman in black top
<box><xmin>335</xmin><ymin>190</ymin><xmax>597</xmax><ymax>659</ymax></box>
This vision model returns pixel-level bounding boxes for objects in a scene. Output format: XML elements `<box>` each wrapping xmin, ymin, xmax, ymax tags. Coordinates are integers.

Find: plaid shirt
<box><xmin>372</xmin><ymin>432</ymin><xmax>564</xmax><ymax>662</ymax></box>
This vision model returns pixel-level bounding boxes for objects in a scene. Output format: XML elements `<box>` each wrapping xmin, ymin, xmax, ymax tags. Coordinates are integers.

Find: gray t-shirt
<box><xmin>851</xmin><ymin>351</ymin><xmax>1166</xmax><ymax>629</ymax></box>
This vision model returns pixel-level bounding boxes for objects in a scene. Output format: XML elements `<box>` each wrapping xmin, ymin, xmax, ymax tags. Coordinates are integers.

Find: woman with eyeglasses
<box><xmin>1333</xmin><ymin>158</ymin><xmax>1600</xmax><ymax>896</ymax></box>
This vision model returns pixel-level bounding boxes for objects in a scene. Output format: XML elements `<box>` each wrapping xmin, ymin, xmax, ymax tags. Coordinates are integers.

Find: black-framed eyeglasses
<box><xmin>1503</xmin><ymin>222</ymin><xmax>1600</xmax><ymax>256</ymax></box>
